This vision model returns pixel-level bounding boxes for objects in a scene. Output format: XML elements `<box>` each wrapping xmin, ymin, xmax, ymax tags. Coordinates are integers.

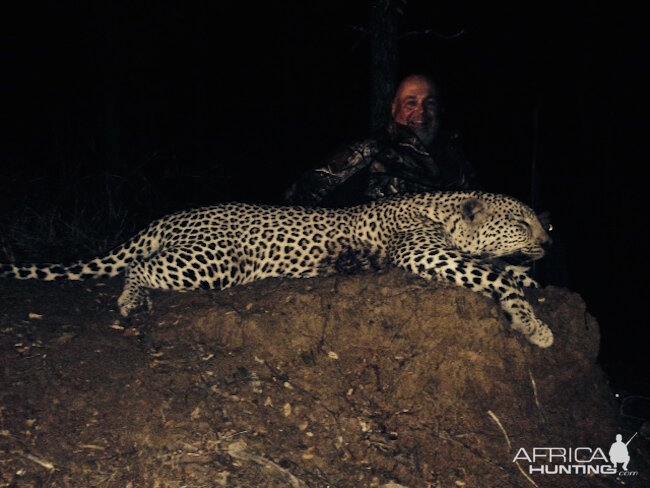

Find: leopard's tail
<box><xmin>0</xmin><ymin>225</ymin><xmax>162</xmax><ymax>282</ymax></box>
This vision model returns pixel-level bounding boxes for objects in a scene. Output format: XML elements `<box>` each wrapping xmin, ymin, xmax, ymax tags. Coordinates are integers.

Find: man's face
<box><xmin>391</xmin><ymin>77</ymin><xmax>439</xmax><ymax>145</ymax></box>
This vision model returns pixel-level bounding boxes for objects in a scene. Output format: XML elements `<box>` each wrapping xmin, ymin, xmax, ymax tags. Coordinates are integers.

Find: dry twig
<box><xmin>487</xmin><ymin>410</ymin><xmax>539</xmax><ymax>488</ymax></box>
<box><xmin>23</xmin><ymin>452</ymin><xmax>55</xmax><ymax>471</ymax></box>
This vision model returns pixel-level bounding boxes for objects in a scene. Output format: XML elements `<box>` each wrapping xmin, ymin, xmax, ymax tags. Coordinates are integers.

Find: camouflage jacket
<box><xmin>284</xmin><ymin>123</ymin><xmax>478</xmax><ymax>207</ymax></box>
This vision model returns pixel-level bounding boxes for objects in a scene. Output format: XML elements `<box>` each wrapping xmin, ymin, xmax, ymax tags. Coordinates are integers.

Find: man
<box><xmin>285</xmin><ymin>74</ymin><xmax>478</xmax><ymax>207</ymax></box>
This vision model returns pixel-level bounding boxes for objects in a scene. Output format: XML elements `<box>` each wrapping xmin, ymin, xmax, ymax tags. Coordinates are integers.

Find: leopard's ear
<box><xmin>461</xmin><ymin>198</ymin><xmax>487</xmax><ymax>223</ymax></box>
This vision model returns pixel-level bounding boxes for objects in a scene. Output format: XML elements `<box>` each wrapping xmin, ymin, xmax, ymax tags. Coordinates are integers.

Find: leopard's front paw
<box><xmin>527</xmin><ymin>320</ymin><xmax>554</xmax><ymax>348</ymax></box>
<box><xmin>505</xmin><ymin>265</ymin><xmax>539</xmax><ymax>288</ymax></box>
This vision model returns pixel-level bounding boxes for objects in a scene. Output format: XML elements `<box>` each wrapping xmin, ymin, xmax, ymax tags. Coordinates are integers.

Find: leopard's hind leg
<box><xmin>117</xmin><ymin>260</ymin><xmax>155</xmax><ymax>317</ymax></box>
<box><xmin>116</xmin><ymin>246</ymin><xmax>240</xmax><ymax>316</ymax></box>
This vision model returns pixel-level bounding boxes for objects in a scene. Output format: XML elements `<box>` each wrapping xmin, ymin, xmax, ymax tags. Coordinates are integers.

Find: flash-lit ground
<box><xmin>1</xmin><ymin>269</ymin><xmax>647</xmax><ymax>487</ymax></box>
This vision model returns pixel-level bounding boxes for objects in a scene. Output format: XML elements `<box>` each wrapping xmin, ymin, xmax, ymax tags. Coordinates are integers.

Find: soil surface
<box><xmin>1</xmin><ymin>269</ymin><xmax>648</xmax><ymax>487</ymax></box>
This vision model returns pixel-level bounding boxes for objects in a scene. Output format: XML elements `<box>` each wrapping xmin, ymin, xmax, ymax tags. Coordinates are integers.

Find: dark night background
<box><xmin>2</xmin><ymin>2</ymin><xmax>648</xmax><ymax>393</ymax></box>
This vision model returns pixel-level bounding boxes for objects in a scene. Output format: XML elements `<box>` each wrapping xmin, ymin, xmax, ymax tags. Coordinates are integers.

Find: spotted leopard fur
<box><xmin>0</xmin><ymin>192</ymin><xmax>554</xmax><ymax>347</ymax></box>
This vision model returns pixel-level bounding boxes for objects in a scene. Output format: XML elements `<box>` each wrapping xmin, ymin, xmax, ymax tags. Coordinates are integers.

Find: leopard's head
<box><xmin>450</xmin><ymin>193</ymin><xmax>552</xmax><ymax>260</ymax></box>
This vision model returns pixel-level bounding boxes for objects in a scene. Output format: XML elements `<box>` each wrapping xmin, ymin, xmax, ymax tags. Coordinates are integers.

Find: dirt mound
<box><xmin>1</xmin><ymin>269</ymin><xmax>648</xmax><ymax>487</ymax></box>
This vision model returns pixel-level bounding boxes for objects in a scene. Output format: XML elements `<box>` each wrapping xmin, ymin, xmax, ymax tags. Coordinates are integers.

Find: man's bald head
<box><xmin>391</xmin><ymin>75</ymin><xmax>440</xmax><ymax>145</ymax></box>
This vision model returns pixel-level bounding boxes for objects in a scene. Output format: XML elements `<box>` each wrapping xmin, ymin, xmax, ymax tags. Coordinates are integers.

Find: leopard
<box><xmin>0</xmin><ymin>191</ymin><xmax>554</xmax><ymax>347</ymax></box>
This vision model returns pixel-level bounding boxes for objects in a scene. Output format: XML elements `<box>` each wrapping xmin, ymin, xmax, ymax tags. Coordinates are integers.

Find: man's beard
<box><xmin>410</xmin><ymin>122</ymin><xmax>439</xmax><ymax>147</ymax></box>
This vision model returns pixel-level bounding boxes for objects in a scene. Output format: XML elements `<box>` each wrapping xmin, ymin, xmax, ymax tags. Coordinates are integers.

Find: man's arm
<box><xmin>284</xmin><ymin>140</ymin><xmax>378</xmax><ymax>206</ymax></box>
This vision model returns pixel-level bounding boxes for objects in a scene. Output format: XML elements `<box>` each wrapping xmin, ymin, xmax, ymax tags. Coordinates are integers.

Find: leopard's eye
<box><xmin>518</xmin><ymin>220</ymin><xmax>532</xmax><ymax>233</ymax></box>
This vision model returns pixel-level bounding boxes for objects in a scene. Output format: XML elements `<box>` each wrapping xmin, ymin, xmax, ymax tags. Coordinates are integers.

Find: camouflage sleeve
<box><xmin>284</xmin><ymin>140</ymin><xmax>378</xmax><ymax>206</ymax></box>
<box><xmin>364</xmin><ymin>169</ymin><xmax>401</xmax><ymax>200</ymax></box>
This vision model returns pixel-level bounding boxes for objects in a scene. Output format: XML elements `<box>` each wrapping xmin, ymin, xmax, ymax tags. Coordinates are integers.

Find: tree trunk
<box><xmin>102</xmin><ymin>1</ymin><xmax>120</xmax><ymax>167</ymax></box>
<box><xmin>370</xmin><ymin>0</ymin><xmax>398</xmax><ymax>132</ymax></box>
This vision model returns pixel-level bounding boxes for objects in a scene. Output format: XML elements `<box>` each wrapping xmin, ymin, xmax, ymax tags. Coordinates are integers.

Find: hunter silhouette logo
<box><xmin>609</xmin><ymin>433</ymin><xmax>636</xmax><ymax>471</ymax></box>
